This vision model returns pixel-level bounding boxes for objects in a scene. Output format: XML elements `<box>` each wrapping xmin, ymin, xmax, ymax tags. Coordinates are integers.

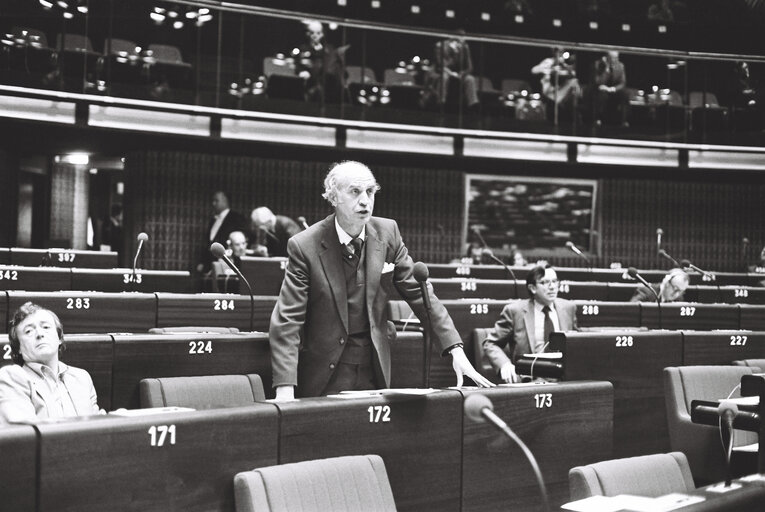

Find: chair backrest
<box><xmin>732</xmin><ymin>359</ymin><xmax>765</xmax><ymax>371</ymax></box>
<box><xmin>665</xmin><ymin>365</ymin><xmax>754</xmax><ymax>415</ymax></box>
<box><xmin>263</xmin><ymin>56</ymin><xmax>296</xmax><ymax>77</ymax></box>
<box><xmin>12</xmin><ymin>27</ymin><xmax>49</xmax><ymax>48</ymax></box>
<box><xmin>472</xmin><ymin>327</ymin><xmax>498</xmax><ymax>382</ymax></box>
<box><xmin>689</xmin><ymin>91</ymin><xmax>720</xmax><ymax>108</ymax></box>
<box><xmin>58</xmin><ymin>33</ymin><xmax>94</xmax><ymax>52</ymax></box>
<box><xmin>346</xmin><ymin>65</ymin><xmax>378</xmax><ymax>84</ymax></box>
<box><xmin>140</xmin><ymin>374</ymin><xmax>265</xmax><ymax>409</ymax></box>
<box><xmin>234</xmin><ymin>455</ymin><xmax>397</xmax><ymax>512</ymax></box>
<box><xmin>383</xmin><ymin>68</ymin><xmax>415</xmax><ymax>86</ymax></box>
<box><xmin>106</xmin><ymin>38</ymin><xmax>137</xmax><ymax>55</ymax></box>
<box><xmin>501</xmin><ymin>78</ymin><xmax>531</xmax><ymax>95</ymax></box>
<box><xmin>570</xmin><ymin>452</ymin><xmax>694</xmax><ymax>500</ymax></box>
<box><xmin>475</xmin><ymin>75</ymin><xmax>497</xmax><ymax>92</ymax></box>
<box><xmin>148</xmin><ymin>44</ymin><xmax>184</xmax><ymax>64</ymax></box>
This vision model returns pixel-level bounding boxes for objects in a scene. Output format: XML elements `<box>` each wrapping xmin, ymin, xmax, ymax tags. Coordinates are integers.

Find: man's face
<box><xmin>306</xmin><ymin>22</ymin><xmax>323</xmax><ymax>45</ymax></box>
<box><xmin>229</xmin><ymin>233</ymin><xmax>247</xmax><ymax>257</ymax></box>
<box><xmin>16</xmin><ymin>310</ymin><xmax>61</xmax><ymax>365</ymax></box>
<box><xmin>661</xmin><ymin>273</ymin><xmax>688</xmax><ymax>302</ymax></box>
<box><xmin>212</xmin><ymin>192</ymin><xmax>228</xmax><ymax>214</ymax></box>
<box><xmin>333</xmin><ymin>168</ymin><xmax>377</xmax><ymax>233</ymax></box>
<box><xmin>528</xmin><ymin>268</ymin><xmax>559</xmax><ymax>306</ymax></box>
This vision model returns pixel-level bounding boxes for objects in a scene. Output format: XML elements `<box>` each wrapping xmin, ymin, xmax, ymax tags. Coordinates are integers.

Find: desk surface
<box><xmin>0</xmin><ymin>265</ymin><xmax>71</xmax><ymax>291</ymax></box>
<box><xmin>156</xmin><ymin>293</ymin><xmax>276</xmax><ymax>332</ymax></box>
<box><xmin>274</xmin><ymin>390</ymin><xmax>463</xmax><ymax>512</ymax></box>
<box><xmin>36</xmin><ymin>406</ymin><xmax>279</xmax><ymax>512</ymax></box>
<box><xmin>5</xmin><ymin>248</ymin><xmax>118</xmax><ymax>268</ymax></box>
<box><xmin>70</xmin><ymin>268</ymin><xmax>194</xmax><ymax>293</ymax></box>
<box><xmin>682</xmin><ymin>331</ymin><xmax>765</xmax><ymax>366</ymax></box>
<box><xmin>461</xmin><ymin>382</ymin><xmax>614</xmax><ymax>511</ymax></box>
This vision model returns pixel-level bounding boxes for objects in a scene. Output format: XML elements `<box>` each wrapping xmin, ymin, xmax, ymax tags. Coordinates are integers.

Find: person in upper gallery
<box><xmin>482</xmin><ymin>264</ymin><xmax>577</xmax><ymax>383</ymax></box>
<box><xmin>0</xmin><ymin>303</ymin><xmax>102</xmax><ymax>424</ymax></box>
<box><xmin>532</xmin><ymin>47</ymin><xmax>582</xmax><ymax>122</ymax></box>
<box><xmin>630</xmin><ymin>267</ymin><xmax>690</xmax><ymax>303</ymax></box>
<box><xmin>427</xmin><ymin>31</ymin><xmax>480</xmax><ymax>112</ymax></box>
<box><xmin>296</xmin><ymin>20</ymin><xmax>346</xmax><ymax>103</ymax></box>
<box><xmin>269</xmin><ymin>160</ymin><xmax>494</xmax><ymax>400</ymax></box>
<box><xmin>196</xmin><ymin>190</ymin><xmax>246</xmax><ymax>273</ymax></box>
<box><xmin>249</xmin><ymin>207</ymin><xmax>302</xmax><ymax>258</ymax></box>
<box><xmin>589</xmin><ymin>50</ymin><xmax>629</xmax><ymax>128</ymax></box>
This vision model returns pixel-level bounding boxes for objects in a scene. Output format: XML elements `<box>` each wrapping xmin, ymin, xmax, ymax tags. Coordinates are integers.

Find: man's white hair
<box><xmin>322</xmin><ymin>160</ymin><xmax>380</xmax><ymax>206</ymax></box>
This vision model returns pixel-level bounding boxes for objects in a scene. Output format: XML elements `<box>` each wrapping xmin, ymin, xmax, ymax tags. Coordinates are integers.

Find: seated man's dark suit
<box><xmin>269</xmin><ymin>214</ymin><xmax>461</xmax><ymax>398</ymax></box>
<box><xmin>264</xmin><ymin>215</ymin><xmax>302</xmax><ymax>258</ymax></box>
<box><xmin>483</xmin><ymin>297</ymin><xmax>577</xmax><ymax>372</ymax></box>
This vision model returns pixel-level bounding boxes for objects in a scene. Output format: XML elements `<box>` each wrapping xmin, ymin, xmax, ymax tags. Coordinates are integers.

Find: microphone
<box><xmin>656</xmin><ymin>228</ymin><xmax>663</xmax><ymax>253</ymax></box>
<box><xmin>680</xmin><ymin>259</ymin><xmax>715</xmax><ymax>282</ymax></box>
<box><xmin>741</xmin><ymin>238</ymin><xmax>750</xmax><ymax>271</ymax></box>
<box><xmin>211</xmin><ymin>242</ymin><xmax>254</xmax><ymax>331</ymax></box>
<box><xmin>297</xmin><ymin>216</ymin><xmax>309</xmax><ymax>230</ymax></box>
<box><xmin>481</xmin><ymin>248</ymin><xmax>519</xmax><ymax>298</ymax></box>
<box><xmin>132</xmin><ymin>232</ymin><xmax>149</xmax><ymax>284</ymax></box>
<box><xmin>413</xmin><ymin>261</ymin><xmax>434</xmax><ymax>388</ymax></box>
<box><xmin>566</xmin><ymin>241</ymin><xmax>591</xmax><ymax>269</ymax></box>
<box><xmin>471</xmin><ymin>225</ymin><xmax>490</xmax><ymax>249</ymax></box>
<box><xmin>718</xmin><ymin>400</ymin><xmax>738</xmax><ymax>487</ymax></box>
<box><xmin>628</xmin><ymin>267</ymin><xmax>662</xmax><ymax>328</ymax></box>
<box><xmin>464</xmin><ymin>394</ymin><xmax>550</xmax><ymax>512</ymax></box>
<box><xmin>658</xmin><ymin>249</ymin><xmax>680</xmax><ymax>268</ymax></box>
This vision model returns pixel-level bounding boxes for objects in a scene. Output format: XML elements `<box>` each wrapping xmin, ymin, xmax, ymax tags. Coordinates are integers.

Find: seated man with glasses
<box><xmin>630</xmin><ymin>267</ymin><xmax>690</xmax><ymax>303</ymax></box>
<box><xmin>482</xmin><ymin>264</ymin><xmax>578</xmax><ymax>383</ymax></box>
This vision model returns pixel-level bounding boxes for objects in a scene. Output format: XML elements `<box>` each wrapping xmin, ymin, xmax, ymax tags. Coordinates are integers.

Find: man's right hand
<box><xmin>499</xmin><ymin>363</ymin><xmax>520</xmax><ymax>384</ymax></box>
<box><xmin>274</xmin><ymin>385</ymin><xmax>296</xmax><ymax>402</ymax></box>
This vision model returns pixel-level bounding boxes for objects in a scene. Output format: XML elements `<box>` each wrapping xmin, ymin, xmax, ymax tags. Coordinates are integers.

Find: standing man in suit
<box><xmin>269</xmin><ymin>161</ymin><xmax>493</xmax><ymax>400</ymax></box>
<box><xmin>482</xmin><ymin>264</ymin><xmax>577</xmax><ymax>383</ymax></box>
<box><xmin>249</xmin><ymin>206</ymin><xmax>302</xmax><ymax>258</ymax></box>
<box><xmin>196</xmin><ymin>190</ymin><xmax>246</xmax><ymax>273</ymax></box>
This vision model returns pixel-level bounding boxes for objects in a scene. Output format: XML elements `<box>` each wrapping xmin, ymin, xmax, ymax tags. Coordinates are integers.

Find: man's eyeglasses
<box><xmin>536</xmin><ymin>279</ymin><xmax>559</xmax><ymax>287</ymax></box>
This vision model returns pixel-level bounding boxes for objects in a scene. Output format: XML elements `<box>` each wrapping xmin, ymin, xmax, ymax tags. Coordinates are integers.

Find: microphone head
<box><xmin>743</xmin><ymin>237</ymin><xmax>750</xmax><ymax>245</ymax></box>
<box><xmin>717</xmin><ymin>400</ymin><xmax>739</xmax><ymax>417</ymax></box>
<box><xmin>412</xmin><ymin>261</ymin><xmax>429</xmax><ymax>283</ymax></box>
<box><xmin>680</xmin><ymin>259</ymin><xmax>691</xmax><ymax>268</ymax></box>
<box><xmin>471</xmin><ymin>225</ymin><xmax>481</xmax><ymax>234</ymax></box>
<box><xmin>565</xmin><ymin>241</ymin><xmax>574</xmax><ymax>249</ymax></box>
<box><xmin>136</xmin><ymin>232</ymin><xmax>149</xmax><ymax>242</ymax></box>
<box><xmin>297</xmin><ymin>216</ymin><xmax>307</xmax><ymax>223</ymax></box>
<box><xmin>656</xmin><ymin>228</ymin><xmax>664</xmax><ymax>235</ymax></box>
<box><xmin>627</xmin><ymin>267</ymin><xmax>639</xmax><ymax>278</ymax></box>
<box><xmin>481</xmin><ymin>248</ymin><xmax>494</xmax><ymax>256</ymax></box>
<box><xmin>210</xmin><ymin>242</ymin><xmax>226</xmax><ymax>259</ymax></box>
<box><xmin>464</xmin><ymin>394</ymin><xmax>493</xmax><ymax>423</ymax></box>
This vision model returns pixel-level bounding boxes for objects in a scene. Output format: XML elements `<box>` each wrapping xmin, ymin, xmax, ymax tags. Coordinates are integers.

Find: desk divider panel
<box><xmin>740</xmin><ymin>305</ymin><xmax>765</xmax><ymax>331</ymax></box>
<box><xmin>428</xmin><ymin>278</ymin><xmax>518</xmax><ymax>301</ymax></box>
<box><xmin>36</xmin><ymin>406</ymin><xmax>279</xmax><ymax>512</ymax></box>
<box><xmin>6</xmin><ymin>291</ymin><xmax>157</xmax><ymax>334</ymax></box>
<box><xmin>640</xmin><ymin>302</ymin><xmax>741</xmax><ymax>330</ymax></box>
<box><xmin>111</xmin><ymin>332</ymin><xmax>272</xmax><ymax>408</ymax></box>
<box><xmin>0</xmin><ymin>265</ymin><xmax>71</xmax><ymax>292</ymax></box>
<box><xmin>682</xmin><ymin>331</ymin><xmax>765</xmax><ymax>366</ymax></box>
<box><xmin>461</xmin><ymin>382</ymin><xmax>614</xmax><ymax>511</ymax></box>
<box><xmin>275</xmin><ymin>391</ymin><xmax>463</xmax><ymax>512</ymax></box>
<box><xmin>9</xmin><ymin>248</ymin><xmax>118</xmax><ymax>268</ymax></box>
<box><xmin>70</xmin><ymin>268</ymin><xmax>194</xmax><ymax>293</ymax></box>
<box><xmin>0</xmin><ymin>425</ymin><xmax>37</xmax><ymax>512</ymax></box>
<box><xmin>156</xmin><ymin>293</ymin><xmax>275</xmax><ymax>332</ymax></box>
<box><xmin>390</xmin><ymin>331</ymin><xmax>425</xmax><ymax>388</ymax></box>
<box><xmin>238</xmin><ymin>256</ymin><xmax>288</xmax><ymax>296</ymax></box>
<box><xmin>558</xmin><ymin>330</ymin><xmax>683</xmax><ymax>458</ymax></box>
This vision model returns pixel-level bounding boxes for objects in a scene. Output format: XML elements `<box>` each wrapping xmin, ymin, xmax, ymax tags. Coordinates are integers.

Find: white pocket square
<box><xmin>382</xmin><ymin>262</ymin><xmax>395</xmax><ymax>274</ymax></box>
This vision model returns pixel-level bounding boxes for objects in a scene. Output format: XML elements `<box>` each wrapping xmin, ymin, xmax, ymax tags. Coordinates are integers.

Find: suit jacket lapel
<box><xmin>318</xmin><ymin>215</ymin><xmax>349</xmax><ymax>333</ymax></box>
<box><xmin>523</xmin><ymin>299</ymin><xmax>536</xmax><ymax>350</ymax></box>
<box><xmin>364</xmin><ymin>223</ymin><xmax>384</xmax><ymax>312</ymax></box>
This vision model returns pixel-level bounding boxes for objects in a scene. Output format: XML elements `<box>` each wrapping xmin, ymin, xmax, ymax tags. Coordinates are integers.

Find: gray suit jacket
<box><xmin>269</xmin><ymin>214</ymin><xmax>461</xmax><ymax>397</ymax></box>
<box><xmin>482</xmin><ymin>298</ymin><xmax>577</xmax><ymax>373</ymax></box>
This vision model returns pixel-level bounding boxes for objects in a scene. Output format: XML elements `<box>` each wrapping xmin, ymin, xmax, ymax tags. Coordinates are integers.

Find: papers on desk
<box><xmin>718</xmin><ymin>396</ymin><xmax>759</xmax><ymax>406</ymax></box>
<box><xmin>326</xmin><ymin>388</ymin><xmax>439</xmax><ymax>399</ymax></box>
<box><xmin>562</xmin><ymin>493</ymin><xmax>705</xmax><ymax>512</ymax></box>
<box><xmin>521</xmin><ymin>351</ymin><xmax>562</xmax><ymax>359</ymax></box>
<box><xmin>109</xmin><ymin>406</ymin><xmax>195</xmax><ymax>416</ymax></box>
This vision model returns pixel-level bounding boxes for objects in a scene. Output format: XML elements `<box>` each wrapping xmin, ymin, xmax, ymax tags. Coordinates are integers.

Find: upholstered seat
<box><xmin>234</xmin><ymin>455</ymin><xmax>397</xmax><ymax>512</ymax></box>
<box><xmin>140</xmin><ymin>374</ymin><xmax>265</xmax><ymax>409</ymax></box>
<box><xmin>732</xmin><ymin>359</ymin><xmax>765</xmax><ymax>371</ymax></box>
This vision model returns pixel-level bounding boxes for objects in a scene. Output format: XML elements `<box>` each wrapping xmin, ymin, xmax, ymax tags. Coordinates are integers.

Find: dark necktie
<box><xmin>542</xmin><ymin>305</ymin><xmax>554</xmax><ymax>350</ymax></box>
<box><xmin>344</xmin><ymin>237</ymin><xmax>363</xmax><ymax>266</ymax></box>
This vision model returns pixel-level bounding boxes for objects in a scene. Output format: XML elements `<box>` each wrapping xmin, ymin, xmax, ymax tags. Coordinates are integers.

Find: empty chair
<box><xmin>58</xmin><ymin>33</ymin><xmax>95</xmax><ymax>52</ymax></box>
<box><xmin>689</xmin><ymin>91</ymin><xmax>729</xmax><ymax>133</ymax></box>
<box><xmin>569</xmin><ymin>452</ymin><xmax>695</xmax><ymax>501</ymax></box>
<box><xmin>105</xmin><ymin>38</ymin><xmax>138</xmax><ymax>56</ymax></box>
<box><xmin>234</xmin><ymin>455</ymin><xmax>397</xmax><ymax>512</ymax></box>
<box><xmin>664</xmin><ymin>365</ymin><xmax>759</xmax><ymax>484</ymax></box>
<box><xmin>346</xmin><ymin>65</ymin><xmax>378</xmax><ymax>84</ymax></box>
<box><xmin>148</xmin><ymin>43</ymin><xmax>184</xmax><ymax>64</ymax></box>
<box><xmin>383</xmin><ymin>68</ymin><xmax>416</xmax><ymax>86</ymax></box>
<box><xmin>140</xmin><ymin>374</ymin><xmax>265</xmax><ymax>409</ymax></box>
<box><xmin>263</xmin><ymin>56</ymin><xmax>296</xmax><ymax>77</ymax></box>
<box><xmin>732</xmin><ymin>359</ymin><xmax>765</xmax><ymax>371</ymax></box>
<box><xmin>501</xmin><ymin>78</ymin><xmax>532</xmax><ymax>95</ymax></box>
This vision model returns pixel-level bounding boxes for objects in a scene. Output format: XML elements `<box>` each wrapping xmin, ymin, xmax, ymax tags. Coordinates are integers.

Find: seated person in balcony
<box><xmin>0</xmin><ymin>303</ymin><xmax>102</xmax><ymax>424</ymax></box>
<box><xmin>630</xmin><ymin>267</ymin><xmax>690</xmax><ymax>303</ymax></box>
<box><xmin>296</xmin><ymin>20</ymin><xmax>345</xmax><ymax>103</ymax></box>
<box><xmin>483</xmin><ymin>264</ymin><xmax>577</xmax><ymax>383</ymax></box>
<box><xmin>532</xmin><ymin>48</ymin><xmax>582</xmax><ymax>121</ymax></box>
<box><xmin>426</xmin><ymin>32</ymin><xmax>479</xmax><ymax>111</ymax></box>
<box><xmin>589</xmin><ymin>50</ymin><xmax>629</xmax><ymax>127</ymax></box>
<box><xmin>249</xmin><ymin>207</ymin><xmax>301</xmax><ymax>258</ymax></box>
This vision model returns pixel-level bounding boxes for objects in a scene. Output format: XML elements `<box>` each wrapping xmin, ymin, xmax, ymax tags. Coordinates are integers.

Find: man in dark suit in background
<box><xmin>483</xmin><ymin>264</ymin><xmax>577</xmax><ymax>383</ymax></box>
<box><xmin>196</xmin><ymin>190</ymin><xmax>246</xmax><ymax>273</ymax></box>
<box><xmin>296</xmin><ymin>20</ymin><xmax>345</xmax><ymax>103</ymax></box>
<box><xmin>630</xmin><ymin>267</ymin><xmax>690</xmax><ymax>303</ymax></box>
<box><xmin>249</xmin><ymin>206</ymin><xmax>302</xmax><ymax>258</ymax></box>
<box><xmin>269</xmin><ymin>160</ymin><xmax>493</xmax><ymax>400</ymax></box>
<box><xmin>590</xmin><ymin>50</ymin><xmax>629</xmax><ymax>127</ymax></box>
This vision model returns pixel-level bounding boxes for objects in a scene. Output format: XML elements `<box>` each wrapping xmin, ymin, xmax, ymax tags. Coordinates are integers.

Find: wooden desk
<box><xmin>0</xmin><ymin>425</ymin><xmax>37</xmax><ymax>512</ymax></box>
<box><xmin>555</xmin><ymin>281</ymin><xmax>610</xmax><ymax>301</ymax></box>
<box><xmin>6</xmin><ymin>291</ymin><xmax>157</xmax><ymax>334</ymax></box>
<box><xmin>555</xmin><ymin>330</ymin><xmax>683</xmax><ymax>457</ymax></box>
<box><xmin>274</xmin><ymin>390</ymin><xmax>463</xmax><ymax>512</ymax></box>
<box><xmin>717</xmin><ymin>286</ymin><xmax>765</xmax><ymax>305</ymax></box>
<box><xmin>36</xmin><ymin>406</ymin><xmax>279</xmax><ymax>512</ymax></box>
<box><xmin>461</xmin><ymin>382</ymin><xmax>614</xmax><ymax>511</ymax></box>
<box><xmin>70</xmin><ymin>268</ymin><xmax>194</xmax><ymax>293</ymax></box>
<box><xmin>61</xmin><ymin>334</ymin><xmax>114</xmax><ymax>410</ymax></box>
<box><xmin>111</xmin><ymin>332</ymin><xmax>272</xmax><ymax>408</ymax></box>
<box><xmin>572</xmin><ymin>300</ymin><xmax>641</xmax><ymax>328</ymax></box>
<box><xmin>0</xmin><ymin>265</ymin><xmax>71</xmax><ymax>291</ymax></box>
<box><xmin>7</xmin><ymin>248</ymin><xmax>118</xmax><ymax>268</ymax></box>
<box><xmin>682</xmin><ymin>331</ymin><xmax>765</xmax><ymax>366</ymax></box>
<box><xmin>740</xmin><ymin>305</ymin><xmax>765</xmax><ymax>331</ymax></box>
<box><xmin>238</xmin><ymin>256</ymin><xmax>288</xmax><ymax>296</ymax></box>
<box><xmin>427</xmin><ymin>278</ymin><xmax>519</xmax><ymax>301</ymax></box>
<box><xmin>0</xmin><ymin>247</ymin><xmax>9</xmax><ymax>264</ymax></box>
<box><xmin>428</xmin><ymin>263</ymin><xmax>523</xmax><ymax>280</ymax></box>
<box><xmin>640</xmin><ymin>302</ymin><xmax>740</xmax><ymax>330</ymax></box>
<box><xmin>155</xmin><ymin>293</ymin><xmax>276</xmax><ymax>332</ymax></box>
